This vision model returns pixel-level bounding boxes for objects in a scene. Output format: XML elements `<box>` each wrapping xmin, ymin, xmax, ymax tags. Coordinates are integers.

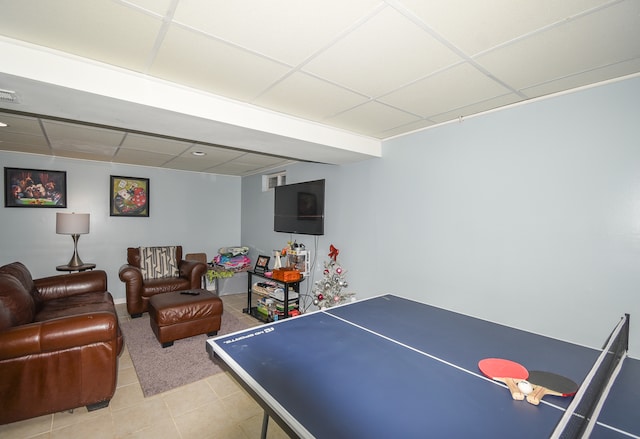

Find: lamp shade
<box><xmin>56</xmin><ymin>213</ymin><xmax>90</xmax><ymax>235</ymax></box>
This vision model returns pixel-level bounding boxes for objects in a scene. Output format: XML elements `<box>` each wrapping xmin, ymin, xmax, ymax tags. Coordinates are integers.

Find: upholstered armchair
<box><xmin>0</xmin><ymin>262</ymin><xmax>123</xmax><ymax>424</ymax></box>
<box><xmin>118</xmin><ymin>246</ymin><xmax>207</xmax><ymax>317</ymax></box>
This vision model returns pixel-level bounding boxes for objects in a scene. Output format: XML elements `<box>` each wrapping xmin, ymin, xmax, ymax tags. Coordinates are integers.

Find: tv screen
<box><xmin>274</xmin><ymin>179</ymin><xmax>325</xmax><ymax>235</ymax></box>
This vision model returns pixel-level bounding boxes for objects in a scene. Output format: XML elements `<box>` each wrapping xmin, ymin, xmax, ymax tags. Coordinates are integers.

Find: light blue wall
<box><xmin>241</xmin><ymin>160</ymin><xmax>381</xmax><ymax>311</ymax></box>
<box><xmin>241</xmin><ymin>76</ymin><xmax>640</xmax><ymax>357</ymax></box>
<box><xmin>379</xmin><ymin>77</ymin><xmax>640</xmax><ymax>358</ymax></box>
<box><xmin>0</xmin><ymin>151</ymin><xmax>241</xmax><ymax>302</ymax></box>
<box><xmin>2</xmin><ymin>75</ymin><xmax>638</xmax><ymax>357</ymax></box>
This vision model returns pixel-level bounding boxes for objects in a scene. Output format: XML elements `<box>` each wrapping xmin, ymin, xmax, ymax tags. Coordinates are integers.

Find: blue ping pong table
<box><xmin>206</xmin><ymin>294</ymin><xmax>638</xmax><ymax>438</ymax></box>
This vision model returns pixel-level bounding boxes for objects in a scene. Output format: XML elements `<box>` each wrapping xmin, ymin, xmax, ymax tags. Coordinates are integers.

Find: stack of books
<box><xmin>255</xmin><ymin>295</ymin><xmax>300</xmax><ymax>320</ymax></box>
<box><xmin>274</xmin><ymin>299</ymin><xmax>299</xmax><ymax>316</ymax></box>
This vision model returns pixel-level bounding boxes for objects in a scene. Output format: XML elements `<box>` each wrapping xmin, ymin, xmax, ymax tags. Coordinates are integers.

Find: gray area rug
<box><xmin>120</xmin><ymin>312</ymin><xmax>248</xmax><ymax>397</ymax></box>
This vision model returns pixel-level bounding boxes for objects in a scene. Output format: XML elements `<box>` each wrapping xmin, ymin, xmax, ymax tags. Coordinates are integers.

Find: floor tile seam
<box><xmin>49</xmin><ymin>409</ymin><xmax>113</xmax><ymax>436</ymax></box>
<box><xmin>47</xmin><ymin>414</ymin><xmax>54</xmax><ymax>434</ymax></box>
<box><xmin>206</xmin><ymin>376</ymin><xmax>244</xmax><ymax>400</ymax></box>
<box><xmin>159</xmin><ymin>385</ymin><xmax>223</xmax><ymax>421</ymax></box>
<box><xmin>116</xmin><ymin>368</ymin><xmax>138</xmax><ymax>389</ymax></box>
<box><xmin>18</xmin><ymin>415</ymin><xmax>54</xmax><ymax>437</ymax></box>
<box><xmin>51</xmin><ymin>408</ymin><xmax>102</xmax><ymax>433</ymax></box>
<box><xmin>108</xmin><ymin>382</ymin><xmax>147</xmax><ymax>413</ymax></box>
<box><xmin>108</xmin><ymin>398</ymin><xmax>176</xmax><ymax>437</ymax></box>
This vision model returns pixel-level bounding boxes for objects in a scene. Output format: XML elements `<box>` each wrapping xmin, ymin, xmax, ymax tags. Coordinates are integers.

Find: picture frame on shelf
<box><xmin>4</xmin><ymin>167</ymin><xmax>67</xmax><ymax>208</ymax></box>
<box><xmin>109</xmin><ymin>175</ymin><xmax>149</xmax><ymax>217</ymax></box>
<box><xmin>254</xmin><ymin>255</ymin><xmax>270</xmax><ymax>274</ymax></box>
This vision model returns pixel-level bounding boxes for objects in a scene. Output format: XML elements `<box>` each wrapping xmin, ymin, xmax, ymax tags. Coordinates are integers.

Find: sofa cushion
<box><xmin>139</xmin><ymin>246</ymin><xmax>179</xmax><ymax>280</ymax></box>
<box><xmin>0</xmin><ymin>273</ymin><xmax>35</xmax><ymax>330</ymax></box>
<box><xmin>141</xmin><ymin>277</ymin><xmax>192</xmax><ymax>296</ymax></box>
<box><xmin>34</xmin><ymin>291</ymin><xmax>115</xmax><ymax>322</ymax></box>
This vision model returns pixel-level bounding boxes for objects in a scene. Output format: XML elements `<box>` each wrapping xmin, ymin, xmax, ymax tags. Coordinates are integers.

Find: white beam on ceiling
<box><xmin>0</xmin><ymin>37</ymin><xmax>381</xmax><ymax>165</ymax></box>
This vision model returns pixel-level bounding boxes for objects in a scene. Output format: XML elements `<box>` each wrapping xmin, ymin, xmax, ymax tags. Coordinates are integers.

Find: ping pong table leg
<box><xmin>261</xmin><ymin>411</ymin><xmax>269</xmax><ymax>439</ymax></box>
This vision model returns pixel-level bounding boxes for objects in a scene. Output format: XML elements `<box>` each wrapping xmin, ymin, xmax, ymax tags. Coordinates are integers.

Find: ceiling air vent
<box><xmin>0</xmin><ymin>89</ymin><xmax>18</xmax><ymax>104</ymax></box>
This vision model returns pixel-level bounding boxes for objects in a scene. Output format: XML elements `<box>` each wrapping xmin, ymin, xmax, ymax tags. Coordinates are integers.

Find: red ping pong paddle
<box><xmin>525</xmin><ymin>371</ymin><xmax>578</xmax><ymax>405</ymax></box>
<box><xmin>478</xmin><ymin>358</ymin><xmax>529</xmax><ymax>400</ymax></box>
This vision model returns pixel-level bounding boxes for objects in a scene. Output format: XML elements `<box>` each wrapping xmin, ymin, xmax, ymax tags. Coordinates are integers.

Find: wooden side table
<box><xmin>56</xmin><ymin>263</ymin><xmax>96</xmax><ymax>273</ymax></box>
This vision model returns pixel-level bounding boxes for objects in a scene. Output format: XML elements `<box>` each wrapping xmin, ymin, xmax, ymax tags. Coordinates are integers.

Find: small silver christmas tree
<box><xmin>312</xmin><ymin>245</ymin><xmax>355</xmax><ymax>308</ymax></box>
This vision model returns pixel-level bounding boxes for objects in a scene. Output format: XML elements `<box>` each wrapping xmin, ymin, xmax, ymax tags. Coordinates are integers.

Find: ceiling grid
<box><xmin>0</xmin><ymin>0</ymin><xmax>638</xmax><ymax>175</ymax></box>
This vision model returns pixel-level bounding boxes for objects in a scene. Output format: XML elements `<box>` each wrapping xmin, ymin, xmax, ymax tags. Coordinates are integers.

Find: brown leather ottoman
<box><xmin>148</xmin><ymin>289</ymin><xmax>223</xmax><ymax>348</ymax></box>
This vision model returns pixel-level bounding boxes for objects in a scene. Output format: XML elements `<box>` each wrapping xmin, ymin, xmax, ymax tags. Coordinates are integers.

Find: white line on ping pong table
<box><xmin>596</xmin><ymin>424</ymin><xmax>640</xmax><ymax>439</ymax></box>
<box><xmin>323</xmin><ymin>310</ymin><xmax>568</xmax><ymax>412</ymax></box>
<box><xmin>210</xmin><ymin>341</ymin><xmax>313</xmax><ymax>438</ymax></box>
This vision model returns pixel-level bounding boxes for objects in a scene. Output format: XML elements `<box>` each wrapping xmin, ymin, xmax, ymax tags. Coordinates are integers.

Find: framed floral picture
<box><xmin>4</xmin><ymin>167</ymin><xmax>67</xmax><ymax>208</ymax></box>
<box><xmin>109</xmin><ymin>175</ymin><xmax>149</xmax><ymax>217</ymax></box>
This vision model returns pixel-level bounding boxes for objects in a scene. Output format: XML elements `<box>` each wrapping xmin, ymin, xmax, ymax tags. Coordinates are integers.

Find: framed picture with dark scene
<box><xmin>4</xmin><ymin>167</ymin><xmax>67</xmax><ymax>208</ymax></box>
<box><xmin>109</xmin><ymin>175</ymin><xmax>149</xmax><ymax>217</ymax></box>
<box><xmin>254</xmin><ymin>255</ymin><xmax>270</xmax><ymax>274</ymax></box>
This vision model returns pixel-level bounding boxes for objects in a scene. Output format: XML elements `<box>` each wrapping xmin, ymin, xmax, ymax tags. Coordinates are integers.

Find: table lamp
<box><xmin>56</xmin><ymin>212</ymin><xmax>90</xmax><ymax>268</ymax></box>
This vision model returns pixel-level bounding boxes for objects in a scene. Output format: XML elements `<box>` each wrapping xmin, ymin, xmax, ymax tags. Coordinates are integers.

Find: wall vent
<box><xmin>262</xmin><ymin>171</ymin><xmax>286</xmax><ymax>191</ymax></box>
<box><xmin>0</xmin><ymin>89</ymin><xmax>18</xmax><ymax>104</ymax></box>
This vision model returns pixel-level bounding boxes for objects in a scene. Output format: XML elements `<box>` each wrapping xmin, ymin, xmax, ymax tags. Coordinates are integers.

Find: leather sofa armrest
<box><xmin>34</xmin><ymin>270</ymin><xmax>108</xmax><ymax>301</ymax></box>
<box><xmin>119</xmin><ymin>264</ymin><xmax>143</xmax><ymax>313</ymax></box>
<box><xmin>118</xmin><ymin>264</ymin><xmax>142</xmax><ymax>284</ymax></box>
<box><xmin>179</xmin><ymin>260</ymin><xmax>207</xmax><ymax>288</ymax></box>
<box><xmin>0</xmin><ymin>312</ymin><xmax>119</xmax><ymax>360</ymax></box>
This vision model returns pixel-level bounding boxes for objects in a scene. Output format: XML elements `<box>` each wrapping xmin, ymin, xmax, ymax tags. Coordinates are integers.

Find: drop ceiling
<box><xmin>0</xmin><ymin>0</ymin><xmax>639</xmax><ymax>176</ymax></box>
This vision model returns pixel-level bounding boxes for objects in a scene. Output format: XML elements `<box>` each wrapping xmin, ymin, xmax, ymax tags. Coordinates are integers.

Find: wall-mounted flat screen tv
<box><xmin>274</xmin><ymin>179</ymin><xmax>325</xmax><ymax>235</ymax></box>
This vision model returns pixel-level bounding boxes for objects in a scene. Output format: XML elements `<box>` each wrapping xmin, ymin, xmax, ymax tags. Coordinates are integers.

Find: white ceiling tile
<box><xmin>522</xmin><ymin>57</ymin><xmax>640</xmax><ymax>99</ymax></box>
<box><xmin>0</xmin><ymin>141</ymin><xmax>50</xmax><ymax>155</ymax></box>
<box><xmin>0</xmin><ymin>113</ymin><xmax>49</xmax><ymax>149</ymax></box>
<box><xmin>52</xmin><ymin>149</ymin><xmax>116</xmax><ymax>161</ymax></box>
<box><xmin>399</xmin><ymin>0</ymin><xmax>613</xmax><ymax>55</ymax></box>
<box><xmin>0</xmin><ymin>112</ymin><xmax>43</xmax><ymax>134</ymax></box>
<box><xmin>121</xmin><ymin>0</ymin><xmax>174</xmax><ymax>16</ymax></box>
<box><xmin>231</xmin><ymin>153</ymin><xmax>288</xmax><ymax>167</ymax></box>
<box><xmin>475</xmin><ymin>0</ymin><xmax>640</xmax><ymax>90</ymax></box>
<box><xmin>429</xmin><ymin>94</ymin><xmax>522</xmax><ymax>124</ymax></box>
<box><xmin>172</xmin><ymin>0</ymin><xmax>382</xmax><ymax>65</ymax></box>
<box><xmin>120</xmin><ymin>133</ymin><xmax>192</xmax><ymax>155</ymax></box>
<box><xmin>261</xmin><ymin>159</ymin><xmax>296</xmax><ymax>170</ymax></box>
<box><xmin>51</xmin><ymin>143</ymin><xmax>118</xmax><ymax>158</ymax></box>
<box><xmin>303</xmin><ymin>6</ymin><xmax>462</xmax><ymax>97</ymax></box>
<box><xmin>181</xmin><ymin>144</ymin><xmax>245</xmax><ymax>162</ymax></box>
<box><xmin>254</xmin><ymin>72</ymin><xmax>369</xmax><ymax>121</ymax></box>
<box><xmin>379</xmin><ymin>62</ymin><xmax>513</xmax><ymax>118</ymax></box>
<box><xmin>326</xmin><ymin>101</ymin><xmax>420</xmax><ymax>136</ymax></box>
<box><xmin>113</xmin><ymin>149</ymin><xmax>174</xmax><ymax>167</ymax></box>
<box><xmin>0</xmin><ymin>131</ymin><xmax>49</xmax><ymax>148</ymax></box>
<box><xmin>0</xmin><ymin>0</ymin><xmax>163</xmax><ymax>72</ymax></box>
<box><xmin>42</xmin><ymin>121</ymin><xmax>125</xmax><ymax>149</ymax></box>
<box><xmin>0</xmin><ymin>141</ymin><xmax>51</xmax><ymax>155</ymax></box>
<box><xmin>207</xmin><ymin>161</ymin><xmax>267</xmax><ymax>175</ymax></box>
<box><xmin>378</xmin><ymin>119</ymin><xmax>436</xmax><ymax>138</ymax></box>
<box><xmin>150</xmin><ymin>25</ymin><xmax>291</xmax><ymax>101</ymax></box>
<box><xmin>161</xmin><ymin>156</ymin><xmax>220</xmax><ymax>172</ymax></box>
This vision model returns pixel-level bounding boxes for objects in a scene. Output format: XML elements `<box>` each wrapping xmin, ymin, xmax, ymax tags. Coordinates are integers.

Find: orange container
<box><xmin>271</xmin><ymin>268</ymin><xmax>301</xmax><ymax>282</ymax></box>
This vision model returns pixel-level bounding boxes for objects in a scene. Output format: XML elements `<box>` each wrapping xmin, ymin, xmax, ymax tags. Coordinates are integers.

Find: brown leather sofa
<box><xmin>118</xmin><ymin>246</ymin><xmax>207</xmax><ymax>318</ymax></box>
<box><xmin>0</xmin><ymin>262</ymin><xmax>123</xmax><ymax>425</ymax></box>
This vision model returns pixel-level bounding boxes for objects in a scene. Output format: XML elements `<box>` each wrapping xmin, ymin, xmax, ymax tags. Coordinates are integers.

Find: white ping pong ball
<box><xmin>518</xmin><ymin>380</ymin><xmax>533</xmax><ymax>395</ymax></box>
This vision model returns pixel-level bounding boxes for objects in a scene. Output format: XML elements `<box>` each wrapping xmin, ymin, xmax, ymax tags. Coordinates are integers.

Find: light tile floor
<box><xmin>0</xmin><ymin>293</ymin><xmax>291</xmax><ymax>439</ymax></box>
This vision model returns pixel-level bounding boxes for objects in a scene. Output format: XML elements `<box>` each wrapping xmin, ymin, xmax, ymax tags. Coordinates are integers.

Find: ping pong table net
<box><xmin>551</xmin><ymin>313</ymin><xmax>630</xmax><ymax>439</ymax></box>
